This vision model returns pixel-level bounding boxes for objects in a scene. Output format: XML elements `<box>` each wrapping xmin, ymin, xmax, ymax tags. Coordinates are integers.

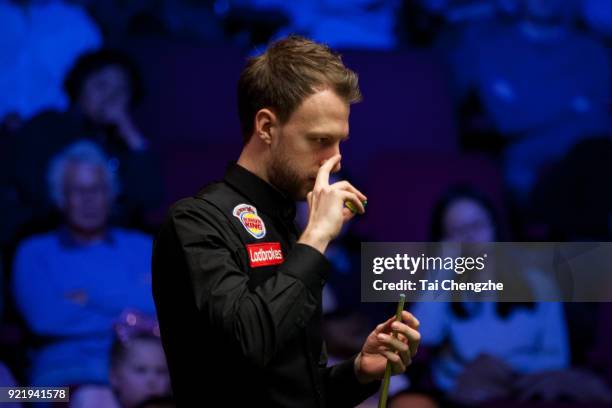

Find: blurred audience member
<box><xmin>398</xmin><ymin>186</ymin><xmax>574</xmax><ymax>407</ymax></box>
<box><xmin>8</xmin><ymin>49</ymin><xmax>163</xmax><ymax>232</ymax></box>
<box><xmin>447</xmin><ymin>0</ymin><xmax>610</xmax><ymax>203</ymax></box>
<box><xmin>109</xmin><ymin>312</ymin><xmax>171</xmax><ymax>408</ymax></box>
<box><xmin>11</xmin><ymin>141</ymin><xmax>156</xmax><ymax>387</ymax></box>
<box><xmin>0</xmin><ymin>0</ymin><xmax>101</xmax><ymax>126</ymax></box>
<box><xmin>69</xmin><ymin>311</ymin><xmax>171</xmax><ymax>408</ymax></box>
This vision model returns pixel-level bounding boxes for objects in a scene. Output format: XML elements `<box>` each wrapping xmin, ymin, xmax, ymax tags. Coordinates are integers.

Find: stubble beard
<box><xmin>268</xmin><ymin>150</ymin><xmax>308</xmax><ymax>201</ymax></box>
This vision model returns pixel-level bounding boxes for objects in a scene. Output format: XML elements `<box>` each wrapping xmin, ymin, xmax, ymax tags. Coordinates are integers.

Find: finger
<box><xmin>330</xmin><ymin>180</ymin><xmax>367</xmax><ymax>202</ymax></box>
<box><xmin>338</xmin><ymin>190</ymin><xmax>365</xmax><ymax>214</ymax></box>
<box><xmin>379</xmin><ymin>311</ymin><xmax>419</xmax><ymax>333</ymax></box>
<box><xmin>378</xmin><ymin>333</ymin><xmax>412</xmax><ymax>367</ymax></box>
<box><xmin>314</xmin><ymin>155</ymin><xmax>341</xmax><ymax>190</ymax></box>
<box><xmin>377</xmin><ymin>332</ymin><xmax>409</xmax><ymax>354</ymax></box>
<box><xmin>374</xmin><ymin>316</ymin><xmax>397</xmax><ymax>334</ymax></box>
<box><xmin>342</xmin><ymin>207</ymin><xmax>357</xmax><ymax>222</ymax></box>
<box><xmin>399</xmin><ymin>348</ymin><xmax>411</xmax><ymax>367</ymax></box>
<box><xmin>382</xmin><ymin>350</ymin><xmax>406</xmax><ymax>374</ymax></box>
<box><xmin>401</xmin><ymin>310</ymin><xmax>420</xmax><ymax>329</ymax></box>
<box><xmin>391</xmin><ymin>321</ymin><xmax>421</xmax><ymax>358</ymax></box>
<box><xmin>376</xmin><ymin>317</ymin><xmax>419</xmax><ymax>359</ymax></box>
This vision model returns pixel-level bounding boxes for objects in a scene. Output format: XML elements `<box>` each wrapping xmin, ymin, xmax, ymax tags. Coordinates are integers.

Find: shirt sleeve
<box><xmin>155</xmin><ymin>199</ymin><xmax>332</xmax><ymax>368</ymax></box>
<box><xmin>320</xmin><ymin>355</ymin><xmax>381</xmax><ymax>407</ymax></box>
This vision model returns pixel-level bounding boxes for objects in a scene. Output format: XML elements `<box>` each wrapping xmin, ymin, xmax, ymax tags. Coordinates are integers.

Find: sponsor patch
<box><xmin>247</xmin><ymin>242</ymin><xmax>284</xmax><ymax>268</ymax></box>
<box><xmin>233</xmin><ymin>203</ymin><xmax>266</xmax><ymax>239</ymax></box>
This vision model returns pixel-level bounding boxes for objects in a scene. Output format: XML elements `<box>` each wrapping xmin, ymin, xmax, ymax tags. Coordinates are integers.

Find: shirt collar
<box><xmin>224</xmin><ymin>163</ymin><xmax>296</xmax><ymax>221</ymax></box>
<box><xmin>58</xmin><ymin>225</ymin><xmax>115</xmax><ymax>248</ymax></box>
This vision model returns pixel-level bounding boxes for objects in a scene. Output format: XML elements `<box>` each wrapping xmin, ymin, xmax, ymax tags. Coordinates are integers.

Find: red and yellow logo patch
<box><xmin>233</xmin><ymin>204</ymin><xmax>266</xmax><ymax>239</ymax></box>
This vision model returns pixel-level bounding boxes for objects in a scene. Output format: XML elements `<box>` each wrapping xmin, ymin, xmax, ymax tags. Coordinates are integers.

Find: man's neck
<box><xmin>68</xmin><ymin>227</ymin><xmax>107</xmax><ymax>245</ymax></box>
<box><xmin>237</xmin><ymin>143</ymin><xmax>271</xmax><ymax>184</ymax></box>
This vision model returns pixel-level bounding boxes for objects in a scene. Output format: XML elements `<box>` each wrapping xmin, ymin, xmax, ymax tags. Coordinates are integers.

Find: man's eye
<box><xmin>316</xmin><ymin>138</ymin><xmax>328</xmax><ymax>144</ymax></box>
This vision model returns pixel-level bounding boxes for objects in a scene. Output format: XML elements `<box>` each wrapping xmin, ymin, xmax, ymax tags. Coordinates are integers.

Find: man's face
<box><xmin>267</xmin><ymin>89</ymin><xmax>350</xmax><ymax>200</ymax></box>
<box><xmin>78</xmin><ymin>64</ymin><xmax>131</xmax><ymax>124</ymax></box>
<box><xmin>63</xmin><ymin>162</ymin><xmax>112</xmax><ymax>233</ymax></box>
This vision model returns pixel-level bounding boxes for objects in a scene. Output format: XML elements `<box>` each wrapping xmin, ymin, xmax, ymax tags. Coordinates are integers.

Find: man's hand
<box><xmin>102</xmin><ymin>103</ymin><xmax>147</xmax><ymax>151</ymax></box>
<box><xmin>354</xmin><ymin>311</ymin><xmax>420</xmax><ymax>384</ymax></box>
<box><xmin>298</xmin><ymin>154</ymin><xmax>366</xmax><ymax>254</ymax></box>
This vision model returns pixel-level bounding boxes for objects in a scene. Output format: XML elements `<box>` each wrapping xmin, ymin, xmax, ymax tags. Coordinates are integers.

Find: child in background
<box><xmin>69</xmin><ymin>311</ymin><xmax>172</xmax><ymax>408</ymax></box>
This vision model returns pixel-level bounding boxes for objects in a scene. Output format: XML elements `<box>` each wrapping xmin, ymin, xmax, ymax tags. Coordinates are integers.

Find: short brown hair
<box><xmin>237</xmin><ymin>36</ymin><xmax>361</xmax><ymax>143</ymax></box>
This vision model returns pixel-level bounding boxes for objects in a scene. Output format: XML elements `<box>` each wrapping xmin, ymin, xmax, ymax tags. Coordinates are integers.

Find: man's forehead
<box><xmin>298</xmin><ymin>89</ymin><xmax>350</xmax><ymax>115</ymax></box>
<box><xmin>287</xmin><ymin>90</ymin><xmax>350</xmax><ymax>133</ymax></box>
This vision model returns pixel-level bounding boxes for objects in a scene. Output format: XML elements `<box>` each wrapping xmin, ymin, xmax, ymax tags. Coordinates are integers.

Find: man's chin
<box><xmin>290</xmin><ymin>188</ymin><xmax>308</xmax><ymax>201</ymax></box>
<box><xmin>298</xmin><ymin>181</ymin><xmax>317</xmax><ymax>201</ymax></box>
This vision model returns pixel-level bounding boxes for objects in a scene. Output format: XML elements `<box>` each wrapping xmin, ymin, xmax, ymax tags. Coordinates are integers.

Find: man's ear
<box><xmin>254</xmin><ymin>108</ymin><xmax>278</xmax><ymax>146</ymax></box>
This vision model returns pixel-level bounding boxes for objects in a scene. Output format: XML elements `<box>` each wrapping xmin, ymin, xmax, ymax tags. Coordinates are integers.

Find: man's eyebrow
<box><xmin>306</xmin><ymin>131</ymin><xmax>350</xmax><ymax>141</ymax></box>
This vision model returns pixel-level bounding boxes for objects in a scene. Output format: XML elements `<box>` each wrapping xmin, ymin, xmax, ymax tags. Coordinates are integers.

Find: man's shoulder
<box><xmin>165</xmin><ymin>181</ymin><xmax>242</xmax><ymax>225</ymax></box>
<box><xmin>110</xmin><ymin>228</ymin><xmax>152</xmax><ymax>248</ymax></box>
<box><xmin>155</xmin><ymin>182</ymin><xmax>245</xmax><ymax>255</ymax></box>
<box><xmin>16</xmin><ymin>231</ymin><xmax>59</xmax><ymax>255</ymax></box>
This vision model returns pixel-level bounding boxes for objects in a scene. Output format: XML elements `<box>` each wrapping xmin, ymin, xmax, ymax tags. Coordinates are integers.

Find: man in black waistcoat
<box><xmin>152</xmin><ymin>35</ymin><xmax>421</xmax><ymax>407</ymax></box>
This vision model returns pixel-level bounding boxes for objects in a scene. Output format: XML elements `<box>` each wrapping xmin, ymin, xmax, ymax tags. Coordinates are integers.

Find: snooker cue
<box><xmin>378</xmin><ymin>293</ymin><xmax>406</xmax><ymax>408</ymax></box>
